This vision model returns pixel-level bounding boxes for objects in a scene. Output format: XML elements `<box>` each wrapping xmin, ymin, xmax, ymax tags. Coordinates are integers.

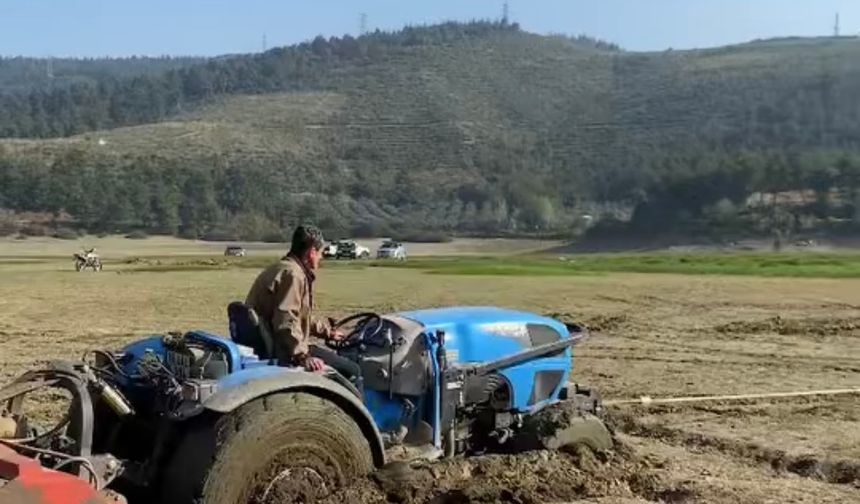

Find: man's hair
<box><xmin>289</xmin><ymin>225</ymin><xmax>324</xmax><ymax>256</ymax></box>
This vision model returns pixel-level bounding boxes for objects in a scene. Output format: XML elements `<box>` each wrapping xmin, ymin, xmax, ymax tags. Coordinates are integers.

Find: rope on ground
<box><xmin>603</xmin><ymin>387</ymin><xmax>860</xmax><ymax>407</ymax></box>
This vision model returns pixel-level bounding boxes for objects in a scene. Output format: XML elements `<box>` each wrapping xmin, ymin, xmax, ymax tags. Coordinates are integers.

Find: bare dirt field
<box><xmin>0</xmin><ymin>238</ymin><xmax>858</xmax><ymax>503</ymax></box>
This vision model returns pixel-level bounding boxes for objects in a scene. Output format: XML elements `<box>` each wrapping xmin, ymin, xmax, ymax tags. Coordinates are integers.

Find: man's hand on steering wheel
<box><xmin>325</xmin><ymin>312</ymin><xmax>383</xmax><ymax>350</ymax></box>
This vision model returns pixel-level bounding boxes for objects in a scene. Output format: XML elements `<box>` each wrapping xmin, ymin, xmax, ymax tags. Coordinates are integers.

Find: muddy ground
<box><xmin>0</xmin><ymin>254</ymin><xmax>858</xmax><ymax>503</ymax></box>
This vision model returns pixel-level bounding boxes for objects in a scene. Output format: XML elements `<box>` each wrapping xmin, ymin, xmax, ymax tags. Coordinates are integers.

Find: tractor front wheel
<box><xmin>161</xmin><ymin>392</ymin><xmax>373</xmax><ymax>504</ymax></box>
<box><xmin>506</xmin><ymin>408</ymin><xmax>614</xmax><ymax>454</ymax></box>
<box><xmin>540</xmin><ymin>413</ymin><xmax>614</xmax><ymax>452</ymax></box>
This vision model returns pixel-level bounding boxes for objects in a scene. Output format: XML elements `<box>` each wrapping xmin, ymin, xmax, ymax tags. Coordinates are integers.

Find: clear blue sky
<box><xmin>1</xmin><ymin>0</ymin><xmax>859</xmax><ymax>57</ymax></box>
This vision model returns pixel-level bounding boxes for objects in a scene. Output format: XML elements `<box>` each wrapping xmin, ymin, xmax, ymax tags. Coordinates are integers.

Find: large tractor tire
<box><xmin>161</xmin><ymin>392</ymin><xmax>374</xmax><ymax>504</ymax></box>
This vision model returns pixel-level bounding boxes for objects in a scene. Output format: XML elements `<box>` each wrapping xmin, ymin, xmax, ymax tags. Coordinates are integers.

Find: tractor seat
<box><xmin>227</xmin><ymin>302</ymin><xmax>274</xmax><ymax>360</ymax></box>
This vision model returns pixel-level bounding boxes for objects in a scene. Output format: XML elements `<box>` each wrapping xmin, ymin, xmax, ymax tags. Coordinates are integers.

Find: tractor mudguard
<box><xmin>200</xmin><ymin>370</ymin><xmax>386</xmax><ymax>467</ymax></box>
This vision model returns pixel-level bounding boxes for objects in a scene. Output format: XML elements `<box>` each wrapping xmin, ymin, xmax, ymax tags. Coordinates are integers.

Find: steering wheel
<box><xmin>325</xmin><ymin>312</ymin><xmax>384</xmax><ymax>350</ymax></box>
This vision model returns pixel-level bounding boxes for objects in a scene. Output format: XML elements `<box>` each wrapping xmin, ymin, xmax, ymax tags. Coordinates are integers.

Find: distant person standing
<box><xmin>244</xmin><ymin>225</ymin><xmax>361</xmax><ymax>384</ymax></box>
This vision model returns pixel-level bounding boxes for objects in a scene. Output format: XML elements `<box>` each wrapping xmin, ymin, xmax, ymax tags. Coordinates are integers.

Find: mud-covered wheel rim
<box><xmin>255</xmin><ymin>465</ymin><xmax>330</xmax><ymax>504</ymax></box>
<box><xmin>245</xmin><ymin>443</ymin><xmax>349</xmax><ymax>503</ymax></box>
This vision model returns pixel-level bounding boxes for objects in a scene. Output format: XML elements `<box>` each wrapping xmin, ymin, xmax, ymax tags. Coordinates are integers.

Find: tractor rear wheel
<box><xmin>161</xmin><ymin>392</ymin><xmax>373</xmax><ymax>504</ymax></box>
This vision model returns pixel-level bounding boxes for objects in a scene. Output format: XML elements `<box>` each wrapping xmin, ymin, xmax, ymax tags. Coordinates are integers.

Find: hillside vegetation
<box><xmin>0</xmin><ymin>55</ymin><xmax>204</xmax><ymax>94</ymax></box>
<box><xmin>1</xmin><ymin>22</ymin><xmax>860</xmax><ymax>241</ymax></box>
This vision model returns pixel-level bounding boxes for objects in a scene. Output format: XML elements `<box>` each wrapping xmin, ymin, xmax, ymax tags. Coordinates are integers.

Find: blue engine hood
<box><xmin>397</xmin><ymin>306</ymin><xmax>574</xmax><ymax>413</ymax></box>
<box><xmin>397</xmin><ymin>306</ymin><xmax>569</xmax><ymax>364</ymax></box>
<box><xmin>398</xmin><ymin>306</ymin><xmax>566</xmax><ymax>333</ymax></box>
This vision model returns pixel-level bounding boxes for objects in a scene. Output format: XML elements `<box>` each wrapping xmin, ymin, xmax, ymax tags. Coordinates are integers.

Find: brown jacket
<box><xmin>245</xmin><ymin>255</ymin><xmax>330</xmax><ymax>364</ymax></box>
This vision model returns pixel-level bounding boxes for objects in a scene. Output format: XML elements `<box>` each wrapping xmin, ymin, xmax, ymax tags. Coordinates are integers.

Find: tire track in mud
<box><xmin>584</xmin><ymin>348</ymin><xmax>860</xmax><ymax>373</ymax></box>
<box><xmin>588</xmin><ymin>331</ymin><xmax>860</xmax><ymax>367</ymax></box>
<box><xmin>602</xmin><ymin>293</ymin><xmax>860</xmax><ymax>313</ymax></box>
<box><xmin>712</xmin><ymin>316</ymin><xmax>860</xmax><ymax>337</ymax></box>
<box><xmin>608</xmin><ymin>410</ymin><xmax>860</xmax><ymax>486</ymax></box>
<box><xmin>665</xmin><ymin>398</ymin><xmax>860</xmax><ymax>421</ymax></box>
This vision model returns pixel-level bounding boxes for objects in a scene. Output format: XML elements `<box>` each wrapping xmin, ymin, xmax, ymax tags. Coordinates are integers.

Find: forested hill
<box><xmin>0</xmin><ymin>56</ymin><xmax>204</xmax><ymax>94</ymax></box>
<box><xmin>1</xmin><ymin>21</ymin><xmax>860</xmax><ymax>241</ymax></box>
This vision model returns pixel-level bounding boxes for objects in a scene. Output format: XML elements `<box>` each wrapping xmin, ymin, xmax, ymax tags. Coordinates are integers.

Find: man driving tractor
<box><xmin>245</xmin><ymin>225</ymin><xmax>362</xmax><ymax>386</ymax></box>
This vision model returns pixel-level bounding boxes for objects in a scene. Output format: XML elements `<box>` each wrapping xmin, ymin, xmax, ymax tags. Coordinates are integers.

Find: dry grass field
<box><xmin>0</xmin><ymin>237</ymin><xmax>858</xmax><ymax>503</ymax></box>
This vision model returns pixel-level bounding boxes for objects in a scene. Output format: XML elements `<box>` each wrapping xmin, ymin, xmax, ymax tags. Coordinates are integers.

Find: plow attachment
<box><xmin>1</xmin><ymin>362</ymin><xmax>129</xmax><ymax>504</ymax></box>
<box><xmin>0</xmin><ymin>444</ymin><xmax>124</xmax><ymax>504</ymax></box>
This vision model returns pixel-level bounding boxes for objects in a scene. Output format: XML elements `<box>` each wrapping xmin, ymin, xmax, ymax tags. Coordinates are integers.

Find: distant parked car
<box><xmin>377</xmin><ymin>240</ymin><xmax>407</xmax><ymax>260</ymax></box>
<box><xmin>335</xmin><ymin>240</ymin><xmax>370</xmax><ymax>259</ymax></box>
<box><xmin>322</xmin><ymin>242</ymin><xmax>339</xmax><ymax>258</ymax></box>
<box><xmin>224</xmin><ymin>245</ymin><xmax>246</xmax><ymax>257</ymax></box>
<box><xmin>794</xmin><ymin>239</ymin><xmax>817</xmax><ymax>247</ymax></box>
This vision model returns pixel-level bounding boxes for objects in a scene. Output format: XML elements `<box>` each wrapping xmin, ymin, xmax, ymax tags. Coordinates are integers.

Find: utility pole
<box><xmin>502</xmin><ymin>2</ymin><xmax>509</xmax><ymax>24</ymax></box>
<box><xmin>359</xmin><ymin>12</ymin><xmax>367</xmax><ymax>35</ymax></box>
<box><xmin>834</xmin><ymin>12</ymin><xmax>840</xmax><ymax>37</ymax></box>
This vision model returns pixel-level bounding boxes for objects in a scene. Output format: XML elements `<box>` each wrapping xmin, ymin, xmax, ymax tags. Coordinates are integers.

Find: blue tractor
<box><xmin>0</xmin><ymin>306</ymin><xmax>611</xmax><ymax>503</ymax></box>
